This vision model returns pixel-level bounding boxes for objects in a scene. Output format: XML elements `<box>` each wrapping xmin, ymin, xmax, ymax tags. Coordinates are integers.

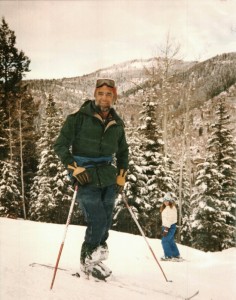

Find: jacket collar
<box><xmin>79</xmin><ymin>100</ymin><xmax>124</xmax><ymax>126</ymax></box>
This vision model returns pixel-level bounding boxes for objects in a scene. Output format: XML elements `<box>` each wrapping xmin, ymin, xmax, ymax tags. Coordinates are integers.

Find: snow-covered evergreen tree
<box><xmin>208</xmin><ymin>96</ymin><xmax>236</xmax><ymax>248</ymax></box>
<box><xmin>113</xmin><ymin>128</ymin><xmax>142</xmax><ymax>235</ymax></box>
<box><xmin>0</xmin><ymin>159</ymin><xmax>21</xmax><ymax>217</ymax></box>
<box><xmin>0</xmin><ymin>93</ymin><xmax>22</xmax><ymax>218</ymax></box>
<box><xmin>0</xmin><ymin>17</ymin><xmax>30</xmax><ymax>162</ymax></box>
<box><xmin>29</xmin><ymin>94</ymin><xmax>79</xmax><ymax>224</ymax></box>
<box><xmin>191</xmin><ymin>96</ymin><xmax>236</xmax><ymax>251</ymax></box>
<box><xmin>0</xmin><ymin>19</ymin><xmax>39</xmax><ymax>219</ymax></box>
<box><xmin>132</xmin><ymin>91</ymin><xmax>176</xmax><ymax>238</ymax></box>
<box><xmin>191</xmin><ymin>160</ymin><xmax>225</xmax><ymax>251</ymax></box>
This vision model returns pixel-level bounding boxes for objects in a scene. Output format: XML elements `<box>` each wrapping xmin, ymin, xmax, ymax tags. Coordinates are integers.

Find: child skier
<box><xmin>160</xmin><ymin>192</ymin><xmax>182</xmax><ymax>261</ymax></box>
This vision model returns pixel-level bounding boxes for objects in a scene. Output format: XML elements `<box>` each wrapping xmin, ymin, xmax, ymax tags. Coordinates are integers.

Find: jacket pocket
<box><xmin>97</xmin><ymin>164</ymin><xmax>117</xmax><ymax>187</ymax></box>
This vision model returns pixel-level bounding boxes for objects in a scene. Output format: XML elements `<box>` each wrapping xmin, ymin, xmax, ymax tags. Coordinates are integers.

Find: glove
<box><xmin>116</xmin><ymin>169</ymin><xmax>127</xmax><ymax>194</ymax></box>
<box><xmin>68</xmin><ymin>162</ymin><xmax>91</xmax><ymax>186</ymax></box>
<box><xmin>162</xmin><ymin>227</ymin><xmax>169</xmax><ymax>237</ymax></box>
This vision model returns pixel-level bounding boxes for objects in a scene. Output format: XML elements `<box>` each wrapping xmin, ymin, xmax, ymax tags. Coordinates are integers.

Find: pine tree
<box><xmin>0</xmin><ymin>159</ymin><xmax>21</xmax><ymax>218</ymax></box>
<box><xmin>113</xmin><ymin>128</ymin><xmax>142</xmax><ymax>235</ymax></box>
<box><xmin>208</xmin><ymin>96</ymin><xmax>236</xmax><ymax>248</ymax></box>
<box><xmin>0</xmin><ymin>17</ymin><xmax>30</xmax><ymax>97</ymax></box>
<box><xmin>0</xmin><ymin>93</ymin><xmax>22</xmax><ymax>217</ymax></box>
<box><xmin>191</xmin><ymin>96</ymin><xmax>236</xmax><ymax>251</ymax></box>
<box><xmin>29</xmin><ymin>94</ymin><xmax>78</xmax><ymax>224</ymax></box>
<box><xmin>131</xmin><ymin>91</ymin><xmax>176</xmax><ymax>238</ymax></box>
<box><xmin>0</xmin><ymin>17</ymin><xmax>30</xmax><ymax>159</ymax></box>
<box><xmin>191</xmin><ymin>160</ymin><xmax>225</xmax><ymax>251</ymax></box>
<box><xmin>0</xmin><ymin>18</ymin><xmax>36</xmax><ymax>219</ymax></box>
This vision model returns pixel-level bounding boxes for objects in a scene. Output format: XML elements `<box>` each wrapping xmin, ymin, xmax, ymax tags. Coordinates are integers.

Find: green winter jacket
<box><xmin>54</xmin><ymin>100</ymin><xmax>129</xmax><ymax>188</ymax></box>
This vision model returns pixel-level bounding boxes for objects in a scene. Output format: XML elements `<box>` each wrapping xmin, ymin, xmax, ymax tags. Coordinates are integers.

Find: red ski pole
<box><xmin>50</xmin><ymin>185</ymin><xmax>78</xmax><ymax>290</ymax></box>
<box><xmin>121</xmin><ymin>194</ymin><xmax>172</xmax><ymax>282</ymax></box>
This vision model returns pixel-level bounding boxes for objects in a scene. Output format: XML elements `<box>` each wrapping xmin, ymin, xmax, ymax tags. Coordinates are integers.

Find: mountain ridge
<box><xmin>26</xmin><ymin>52</ymin><xmax>236</xmax><ymax>164</ymax></box>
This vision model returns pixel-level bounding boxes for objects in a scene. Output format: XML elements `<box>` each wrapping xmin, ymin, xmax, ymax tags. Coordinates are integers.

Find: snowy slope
<box><xmin>0</xmin><ymin>218</ymin><xmax>235</xmax><ymax>300</ymax></box>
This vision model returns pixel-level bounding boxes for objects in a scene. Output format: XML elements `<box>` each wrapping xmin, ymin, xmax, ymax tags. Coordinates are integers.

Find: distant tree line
<box><xmin>0</xmin><ymin>18</ymin><xmax>235</xmax><ymax>252</ymax></box>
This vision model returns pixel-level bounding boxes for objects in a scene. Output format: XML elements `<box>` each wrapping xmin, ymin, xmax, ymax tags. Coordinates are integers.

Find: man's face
<box><xmin>95</xmin><ymin>85</ymin><xmax>114</xmax><ymax>112</ymax></box>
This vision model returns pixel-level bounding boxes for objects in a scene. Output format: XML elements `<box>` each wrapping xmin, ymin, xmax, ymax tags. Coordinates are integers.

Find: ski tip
<box><xmin>72</xmin><ymin>272</ymin><xmax>80</xmax><ymax>277</ymax></box>
<box><xmin>185</xmin><ymin>290</ymin><xmax>199</xmax><ymax>300</ymax></box>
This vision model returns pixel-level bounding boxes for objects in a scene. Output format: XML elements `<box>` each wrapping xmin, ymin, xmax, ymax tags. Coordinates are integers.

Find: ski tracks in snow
<box><xmin>30</xmin><ymin>262</ymin><xmax>199</xmax><ymax>300</ymax></box>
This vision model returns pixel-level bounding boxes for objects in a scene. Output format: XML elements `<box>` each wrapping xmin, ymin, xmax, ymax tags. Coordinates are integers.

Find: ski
<box><xmin>185</xmin><ymin>290</ymin><xmax>199</xmax><ymax>300</ymax></box>
<box><xmin>29</xmin><ymin>262</ymin><xmax>111</xmax><ymax>282</ymax></box>
<box><xmin>30</xmin><ymin>262</ymin><xmax>199</xmax><ymax>299</ymax></box>
<box><xmin>161</xmin><ymin>258</ymin><xmax>186</xmax><ymax>262</ymax></box>
<box><xmin>29</xmin><ymin>262</ymin><xmax>67</xmax><ymax>271</ymax></box>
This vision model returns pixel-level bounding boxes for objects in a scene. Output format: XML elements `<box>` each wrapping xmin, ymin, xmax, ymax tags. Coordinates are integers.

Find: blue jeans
<box><xmin>161</xmin><ymin>224</ymin><xmax>180</xmax><ymax>257</ymax></box>
<box><xmin>77</xmin><ymin>184</ymin><xmax>116</xmax><ymax>248</ymax></box>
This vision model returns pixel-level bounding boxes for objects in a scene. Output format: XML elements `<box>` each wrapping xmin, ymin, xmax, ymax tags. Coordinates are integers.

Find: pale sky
<box><xmin>1</xmin><ymin>0</ymin><xmax>236</xmax><ymax>80</ymax></box>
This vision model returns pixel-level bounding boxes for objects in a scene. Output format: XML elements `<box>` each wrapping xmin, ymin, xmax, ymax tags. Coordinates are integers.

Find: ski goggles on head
<box><xmin>96</xmin><ymin>79</ymin><xmax>115</xmax><ymax>88</ymax></box>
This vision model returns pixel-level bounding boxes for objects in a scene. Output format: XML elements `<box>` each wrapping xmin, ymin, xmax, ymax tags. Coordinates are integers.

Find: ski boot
<box><xmin>80</xmin><ymin>242</ymin><xmax>112</xmax><ymax>281</ymax></box>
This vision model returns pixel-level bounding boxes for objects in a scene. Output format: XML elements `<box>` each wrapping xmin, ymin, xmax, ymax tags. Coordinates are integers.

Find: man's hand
<box><xmin>162</xmin><ymin>227</ymin><xmax>169</xmax><ymax>237</ymax></box>
<box><xmin>68</xmin><ymin>162</ymin><xmax>91</xmax><ymax>186</ymax></box>
<box><xmin>116</xmin><ymin>169</ymin><xmax>127</xmax><ymax>194</ymax></box>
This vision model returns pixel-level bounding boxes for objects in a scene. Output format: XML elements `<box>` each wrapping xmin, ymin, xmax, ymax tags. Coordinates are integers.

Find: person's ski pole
<box><xmin>121</xmin><ymin>193</ymin><xmax>172</xmax><ymax>283</ymax></box>
<box><xmin>50</xmin><ymin>184</ymin><xmax>78</xmax><ymax>290</ymax></box>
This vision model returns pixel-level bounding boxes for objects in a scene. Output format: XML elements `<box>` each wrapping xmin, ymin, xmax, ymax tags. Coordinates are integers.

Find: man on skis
<box><xmin>54</xmin><ymin>78</ymin><xmax>129</xmax><ymax>280</ymax></box>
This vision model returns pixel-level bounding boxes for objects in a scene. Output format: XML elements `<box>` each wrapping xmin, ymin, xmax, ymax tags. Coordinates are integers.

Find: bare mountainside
<box><xmin>26</xmin><ymin>56</ymin><xmax>196</xmax><ymax>116</ymax></box>
<box><xmin>26</xmin><ymin>52</ymin><xmax>236</xmax><ymax>164</ymax></box>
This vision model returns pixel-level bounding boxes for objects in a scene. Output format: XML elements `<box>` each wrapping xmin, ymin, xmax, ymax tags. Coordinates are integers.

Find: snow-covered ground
<box><xmin>0</xmin><ymin>217</ymin><xmax>235</xmax><ymax>300</ymax></box>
